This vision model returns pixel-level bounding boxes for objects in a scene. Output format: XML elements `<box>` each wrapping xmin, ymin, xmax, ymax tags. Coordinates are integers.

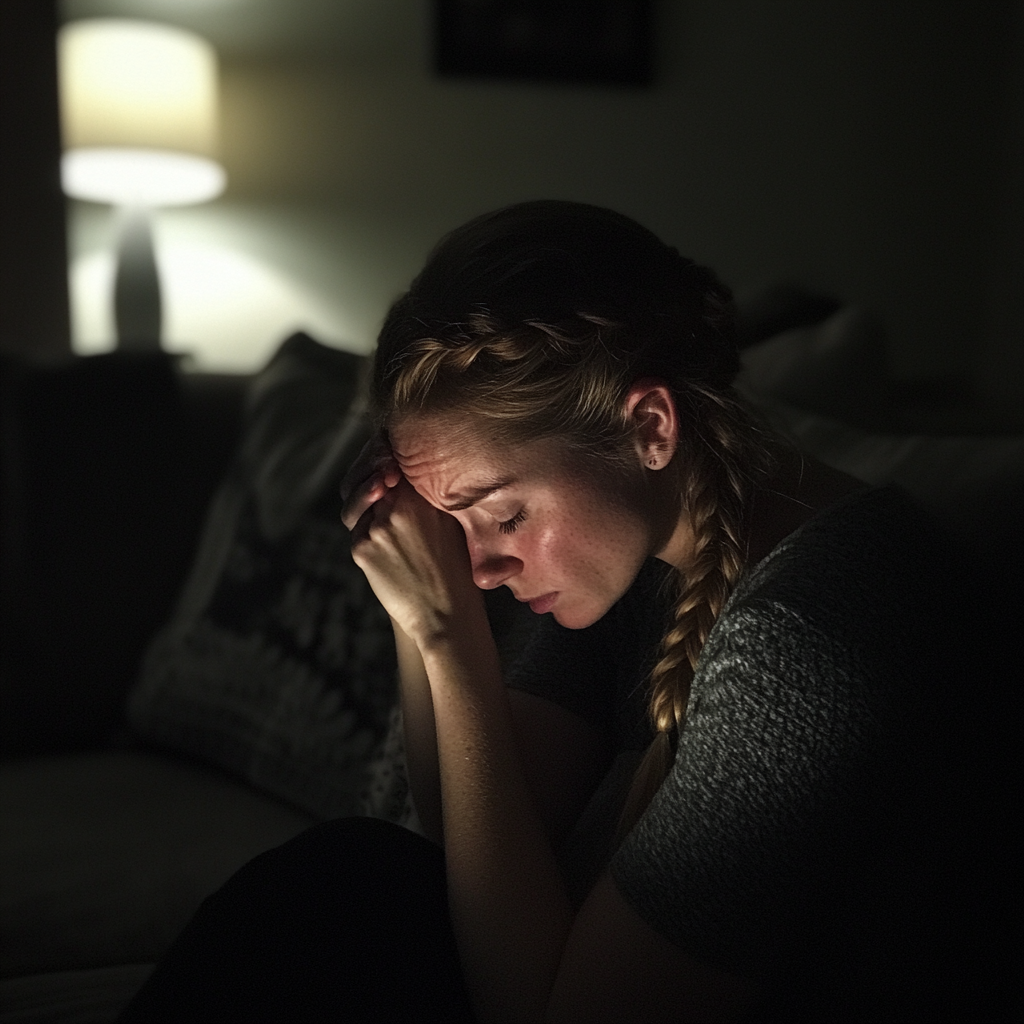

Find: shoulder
<box><xmin>610</xmin><ymin>487</ymin><xmax>958</xmax><ymax>989</ymax></box>
<box><xmin>689</xmin><ymin>485</ymin><xmax>951</xmax><ymax>775</ymax></box>
<box><xmin>737</xmin><ymin>484</ymin><xmax>943</xmax><ymax>613</ymax></box>
<box><xmin>715</xmin><ymin>485</ymin><xmax>949</xmax><ymax>684</ymax></box>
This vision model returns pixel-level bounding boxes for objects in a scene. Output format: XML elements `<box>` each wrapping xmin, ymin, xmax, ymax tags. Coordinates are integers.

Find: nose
<box><xmin>471</xmin><ymin>552</ymin><xmax>523</xmax><ymax>590</ymax></box>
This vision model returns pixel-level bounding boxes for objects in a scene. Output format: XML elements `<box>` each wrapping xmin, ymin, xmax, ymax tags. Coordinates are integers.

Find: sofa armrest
<box><xmin>0</xmin><ymin>353</ymin><xmax>247</xmax><ymax>757</ymax></box>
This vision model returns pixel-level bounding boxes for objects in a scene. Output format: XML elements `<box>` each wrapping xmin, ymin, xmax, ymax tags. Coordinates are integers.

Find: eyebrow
<box><xmin>440</xmin><ymin>477</ymin><xmax>516</xmax><ymax>511</ymax></box>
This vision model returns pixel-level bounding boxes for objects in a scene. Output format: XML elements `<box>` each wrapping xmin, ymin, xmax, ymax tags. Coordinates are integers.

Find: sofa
<box><xmin>2</xmin><ymin>301</ymin><xmax>1021</xmax><ymax>1023</ymax></box>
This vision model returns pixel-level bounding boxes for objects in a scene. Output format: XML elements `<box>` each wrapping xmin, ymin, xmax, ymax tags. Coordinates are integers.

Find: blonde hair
<box><xmin>372</xmin><ymin>202</ymin><xmax>775</xmax><ymax>832</ymax></box>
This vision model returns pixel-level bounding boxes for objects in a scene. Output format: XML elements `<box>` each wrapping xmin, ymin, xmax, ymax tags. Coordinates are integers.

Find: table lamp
<box><xmin>58</xmin><ymin>18</ymin><xmax>226</xmax><ymax>351</ymax></box>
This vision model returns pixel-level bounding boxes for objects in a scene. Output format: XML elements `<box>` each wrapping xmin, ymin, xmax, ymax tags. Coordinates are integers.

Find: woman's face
<box><xmin>389</xmin><ymin>415</ymin><xmax>661</xmax><ymax>629</ymax></box>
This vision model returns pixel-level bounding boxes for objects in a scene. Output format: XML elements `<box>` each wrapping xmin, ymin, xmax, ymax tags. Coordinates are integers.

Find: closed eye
<box><xmin>498</xmin><ymin>510</ymin><xmax>527</xmax><ymax>535</ymax></box>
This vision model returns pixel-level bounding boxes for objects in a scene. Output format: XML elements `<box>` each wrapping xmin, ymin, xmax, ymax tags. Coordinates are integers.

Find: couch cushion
<box><xmin>0</xmin><ymin>965</ymin><xmax>155</xmax><ymax>1024</ymax></box>
<box><xmin>0</xmin><ymin>751</ymin><xmax>315</xmax><ymax>979</ymax></box>
<box><xmin>125</xmin><ymin>333</ymin><xmax>414</xmax><ymax>823</ymax></box>
<box><xmin>737</xmin><ymin>305</ymin><xmax>1024</xmax><ymax>570</ymax></box>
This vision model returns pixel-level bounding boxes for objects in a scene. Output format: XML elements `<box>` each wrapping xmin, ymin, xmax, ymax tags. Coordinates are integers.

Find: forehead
<box><xmin>390</xmin><ymin>415</ymin><xmax>542</xmax><ymax>503</ymax></box>
<box><xmin>391</xmin><ymin>413</ymin><xmax>489</xmax><ymax>464</ymax></box>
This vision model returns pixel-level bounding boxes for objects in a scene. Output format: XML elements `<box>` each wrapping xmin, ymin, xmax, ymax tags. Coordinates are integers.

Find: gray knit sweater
<box><xmin>509</xmin><ymin>487</ymin><xmax>958</xmax><ymax>1020</ymax></box>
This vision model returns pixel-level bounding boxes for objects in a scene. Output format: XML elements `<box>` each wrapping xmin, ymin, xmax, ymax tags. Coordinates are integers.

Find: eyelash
<box><xmin>498</xmin><ymin>510</ymin><xmax>527</xmax><ymax>535</ymax></box>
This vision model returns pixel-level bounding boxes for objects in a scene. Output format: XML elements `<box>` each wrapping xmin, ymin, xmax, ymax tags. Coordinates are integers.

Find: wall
<box><xmin>979</xmin><ymin>0</ymin><xmax>1023</xmax><ymax>417</ymax></box>
<box><xmin>64</xmin><ymin>2</ymin><xmax>1021</xmax><ymax>413</ymax></box>
<box><xmin>1</xmin><ymin>0</ymin><xmax>71</xmax><ymax>357</ymax></box>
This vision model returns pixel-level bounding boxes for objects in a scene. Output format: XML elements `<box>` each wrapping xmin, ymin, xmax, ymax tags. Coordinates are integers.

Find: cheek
<box><xmin>519</xmin><ymin>521</ymin><xmax>565</xmax><ymax>572</ymax></box>
<box><xmin>530</xmin><ymin>506</ymin><xmax>613</xmax><ymax>578</ymax></box>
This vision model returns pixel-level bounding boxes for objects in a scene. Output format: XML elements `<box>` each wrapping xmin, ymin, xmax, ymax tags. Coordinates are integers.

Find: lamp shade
<box><xmin>59</xmin><ymin>19</ymin><xmax>225</xmax><ymax>206</ymax></box>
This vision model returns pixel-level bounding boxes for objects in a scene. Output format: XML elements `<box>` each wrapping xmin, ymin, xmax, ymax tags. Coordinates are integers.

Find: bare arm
<box><xmin>392</xmin><ymin>618</ymin><xmax>443</xmax><ymax>844</ymax></box>
<box><xmin>424</xmin><ymin>624</ymin><xmax>573</xmax><ymax>1022</ymax></box>
<box><xmin>352</xmin><ymin>480</ymin><xmax>757</xmax><ymax>1023</ymax></box>
<box><xmin>426</xmin><ymin>623</ymin><xmax>756</xmax><ymax>1024</ymax></box>
<box><xmin>396</xmin><ymin>614</ymin><xmax>611</xmax><ymax>851</ymax></box>
<box><xmin>342</xmin><ymin>438</ymin><xmax>446</xmax><ymax>843</ymax></box>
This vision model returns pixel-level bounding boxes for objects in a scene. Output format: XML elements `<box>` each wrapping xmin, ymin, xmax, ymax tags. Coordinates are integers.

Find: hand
<box><xmin>340</xmin><ymin>432</ymin><xmax>402</xmax><ymax>531</ymax></box>
<box><xmin>350</xmin><ymin>477</ymin><xmax>488</xmax><ymax>651</ymax></box>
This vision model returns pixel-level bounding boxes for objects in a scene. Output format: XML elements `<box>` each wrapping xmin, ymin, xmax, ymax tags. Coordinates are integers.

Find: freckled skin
<box><xmin>390</xmin><ymin>416</ymin><xmax>659</xmax><ymax>630</ymax></box>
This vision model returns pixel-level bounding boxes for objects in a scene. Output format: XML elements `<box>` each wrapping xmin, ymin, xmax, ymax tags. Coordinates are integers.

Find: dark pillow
<box><xmin>127</xmin><ymin>333</ymin><xmax>410</xmax><ymax>822</ymax></box>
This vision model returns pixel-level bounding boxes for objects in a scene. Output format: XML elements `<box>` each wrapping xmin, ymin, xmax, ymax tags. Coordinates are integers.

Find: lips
<box><xmin>525</xmin><ymin>592</ymin><xmax>558</xmax><ymax>615</ymax></box>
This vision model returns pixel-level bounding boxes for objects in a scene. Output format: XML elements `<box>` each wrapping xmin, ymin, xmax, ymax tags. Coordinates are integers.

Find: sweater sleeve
<box><xmin>609</xmin><ymin>488</ymin><xmax>955</xmax><ymax>993</ymax></box>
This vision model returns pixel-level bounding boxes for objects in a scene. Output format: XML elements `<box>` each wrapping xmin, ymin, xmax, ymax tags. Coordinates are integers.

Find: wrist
<box><xmin>416</xmin><ymin>607</ymin><xmax>489</xmax><ymax>657</ymax></box>
<box><xmin>418</xmin><ymin>609</ymin><xmax>501</xmax><ymax>679</ymax></box>
<box><xmin>406</xmin><ymin>588</ymin><xmax>490</xmax><ymax>654</ymax></box>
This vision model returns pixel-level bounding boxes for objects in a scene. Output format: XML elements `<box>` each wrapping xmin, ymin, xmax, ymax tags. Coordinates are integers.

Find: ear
<box><xmin>624</xmin><ymin>380</ymin><xmax>678</xmax><ymax>471</ymax></box>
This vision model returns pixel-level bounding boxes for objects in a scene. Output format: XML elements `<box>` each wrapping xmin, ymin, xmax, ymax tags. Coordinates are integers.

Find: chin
<box><xmin>550</xmin><ymin>568</ymin><xmax>643</xmax><ymax>630</ymax></box>
<box><xmin>552</xmin><ymin>599</ymin><xmax>611</xmax><ymax>631</ymax></box>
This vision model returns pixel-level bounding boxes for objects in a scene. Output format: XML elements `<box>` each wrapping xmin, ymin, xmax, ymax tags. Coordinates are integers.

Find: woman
<box><xmin>122</xmin><ymin>202</ymin><xmax>960</xmax><ymax>1023</ymax></box>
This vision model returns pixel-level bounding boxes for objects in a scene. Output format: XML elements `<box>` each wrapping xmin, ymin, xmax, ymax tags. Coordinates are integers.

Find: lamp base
<box><xmin>113</xmin><ymin>205</ymin><xmax>162</xmax><ymax>351</ymax></box>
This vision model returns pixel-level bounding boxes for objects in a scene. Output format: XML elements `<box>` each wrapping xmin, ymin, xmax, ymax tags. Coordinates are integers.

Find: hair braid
<box><xmin>650</xmin><ymin>393</ymin><xmax>753</xmax><ymax>729</ymax></box>
<box><xmin>615</xmin><ymin>392</ymin><xmax>769</xmax><ymax>844</ymax></box>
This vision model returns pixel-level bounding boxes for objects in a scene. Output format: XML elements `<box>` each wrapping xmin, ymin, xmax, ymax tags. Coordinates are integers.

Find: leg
<box><xmin>119</xmin><ymin>817</ymin><xmax>474</xmax><ymax>1023</ymax></box>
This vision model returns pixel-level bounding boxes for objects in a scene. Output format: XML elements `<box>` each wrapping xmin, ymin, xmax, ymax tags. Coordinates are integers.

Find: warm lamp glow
<box><xmin>59</xmin><ymin>19</ymin><xmax>225</xmax><ymax>206</ymax></box>
<box><xmin>62</xmin><ymin>149</ymin><xmax>225</xmax><ymax>206</ymax></box>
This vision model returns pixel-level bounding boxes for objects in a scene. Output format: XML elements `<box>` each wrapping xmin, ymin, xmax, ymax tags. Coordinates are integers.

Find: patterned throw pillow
<box><xmin>128</xmin><ymin>333</ymin><xmax>412</xmax><ymax>823</ymax></box>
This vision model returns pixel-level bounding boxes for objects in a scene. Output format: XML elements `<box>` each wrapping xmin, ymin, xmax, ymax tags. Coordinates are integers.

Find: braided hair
<box><xmin>372</xmin><ymin>201</ymin><xmax>775</xmax><ymax>827</ymax></box>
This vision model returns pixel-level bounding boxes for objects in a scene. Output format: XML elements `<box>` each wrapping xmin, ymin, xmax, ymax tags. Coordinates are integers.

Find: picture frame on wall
<box><xmin>434</xmin><ymin>0</ymin><xmax>654</xmax><ymax>87</ymax></box>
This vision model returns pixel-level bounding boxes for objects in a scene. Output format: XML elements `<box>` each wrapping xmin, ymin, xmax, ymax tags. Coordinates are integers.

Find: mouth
<box><xmin>521</xmin><ymin>592</ymin><xmax>558</xmax><ymax>615</ymax></box>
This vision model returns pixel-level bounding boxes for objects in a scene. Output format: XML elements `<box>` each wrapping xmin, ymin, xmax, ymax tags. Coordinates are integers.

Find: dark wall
<box><xmin>0</xmin><ymin>0</ymin><xmax>71</xmax><ymax>358</ymax></box>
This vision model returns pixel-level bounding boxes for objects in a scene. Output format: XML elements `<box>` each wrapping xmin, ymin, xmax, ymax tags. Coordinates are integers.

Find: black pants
<box><xmin>119</xmin><ymin>817</ymin><xmax>475</xmax><ymax>1023</ymax></box>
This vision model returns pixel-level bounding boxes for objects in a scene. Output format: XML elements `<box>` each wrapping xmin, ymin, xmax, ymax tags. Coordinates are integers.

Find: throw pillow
<box><xmin>128</xmin><ymin>333</ymin><xmax>411</xmax><ymax>823</ymax></box>
<box><xmin>737</xmin><ymin>306</ymin><xmax>891</xmax><ymax>429</ymax></box>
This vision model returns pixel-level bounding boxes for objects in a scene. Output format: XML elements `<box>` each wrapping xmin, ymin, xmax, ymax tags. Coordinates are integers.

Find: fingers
<box><xmin>350</xmin><ymin>478</ymin><xmax>440</xmax><ymax>555</ymax></box>
<box><xmin>341</xmin><ymin>469</ymin><xmax>396</xmax><ymax>531</ymax></box>
<box><xmin>348</xmin><ymin>494</ymin><xmax>378</xmax><ymax>551</ymax></box>
<box><xmin>339</xmin><ymin>433</ymin><xmax>394</xmax><ymax>502</ymax></box>
<box><xmin>339</xmin><ymin>433</ymin><xmax>401</xmax><ymax>531</ymax></box>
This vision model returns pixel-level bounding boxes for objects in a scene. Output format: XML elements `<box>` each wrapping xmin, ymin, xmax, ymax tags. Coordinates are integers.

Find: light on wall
<box><xmin>59</xmin><ymin>18</ymin><xmax>226</xmax><ymax>350</ymax></box>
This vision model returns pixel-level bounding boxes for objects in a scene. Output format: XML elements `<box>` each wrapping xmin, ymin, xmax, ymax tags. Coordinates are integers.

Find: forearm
<box><xmin>393</xmin><ymin>619</ymin><xmax>443</xmax><ymax>845</ymax></box>
<box><xmin>423</xmin><ymin>626</ymin><xmax>575</xmax><ymax>1024</ymax></box>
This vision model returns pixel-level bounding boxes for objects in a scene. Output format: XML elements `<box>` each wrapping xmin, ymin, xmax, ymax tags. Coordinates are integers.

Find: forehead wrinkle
<box><xmin>391</xmin><ymin>437</ymin><xmax>511</xmax><ymax>512</ymax></box>
<box><xmin>391</xmin><ymin>415</ymin><xmax>555</xmax><ymax>512</ymax></box>
<box><xmin>391</xmin><ymin>434</ymin><xmax>467</xmax><ymax>473</ymax></box>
